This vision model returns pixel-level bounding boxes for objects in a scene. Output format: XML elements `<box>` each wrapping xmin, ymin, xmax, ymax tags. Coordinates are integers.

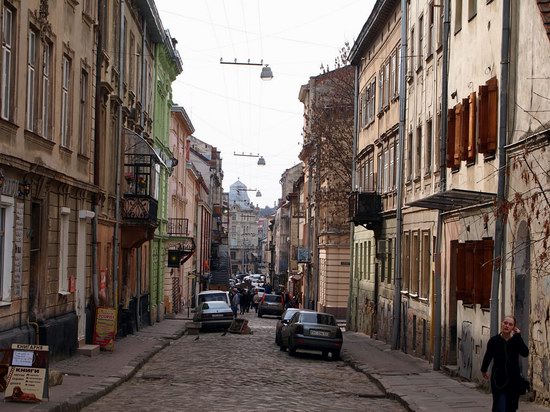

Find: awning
<box><xmin>123</xmin><ymin>127</ymin><xmax>168</xmax><ymax>170</ymax></box>
<box><xmin>406</xmin><ymin>189</ymin><xmax>496</xmax><ymax>212</ymax></box>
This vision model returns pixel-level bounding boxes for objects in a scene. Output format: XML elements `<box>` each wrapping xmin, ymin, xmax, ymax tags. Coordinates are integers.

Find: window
<box><xmin>367</xmin><ymin>78</ymin><xmax>376</xmax><ymax>123</ymax></box>
<box><xmin>409</xmin><ymin>26</ymin><xmax>414</xmax><ymax>74</ymax></box>
<box><xmin>453</xmin><ymin>239</ymin><xmax>493</xmax><ymax>307</ymax></box>
<box><xmin>384</xmin><ymin>60</ymin><xmax>390</xmax><ymax>107</ymax></box>
<box><xmin>61</xmin><ymin>55</ymin><xmax>71</xmax><ymax>148</ymax></box>
<box><xmin>467</xmin><ymin>92</ymin><xmax>476</xmax><ymax>163</ymax></box>
<box><xmin>359</xmin><ymin>242</ymin><xmax>364</xmax><ymax>280</ymax></box>
<box><xmin>1</xmin><ymin>4</ymin><xmax>15</xmax><ymax>121</ymax></box>
<box><xmin>415</xmin><ymin>125</ymin><xmax>422</xmax><ymax>178</ymax></box>
<box><xmin>438</xmin><ymin>3</ymin><xmax>444</xmax><ymax>49</ymax></box>
<box><xmin>446</xmin><ymin>108</ymin><xmax>456</xmax><ymax>168</ymax></box>
<box><xmin>435</xmin><ymin>112</ymin><xmax>441</xmax><ymax>170</ymax></box>
<box><xmin>403</xmin><ymin>231</ymin><xmax>410</xmax><ymax>291</ymax></box>
<box><xmin>113</xmin><ymin>0</ymin><xmax>120</xmax><ymax>68</ymax></box>
<box><xmin>26</xmin><ymin>30</ymin><xmax>38</xmax><ymax>131</ymax></box>
<box><xmin>42</xmin><ymin>41</ymin><xmax>52</xmax><ymax>139</ymax></box>
<box><xmin>378</xmin><ymin>68</ymin><xmax>384</xmax><ymax>113</ymax></box>
<box><xmin>407</xmin><ymin>131</ymin><xmax>413</xmax><ymax>181</ymax></box>
<box><xmin>129</xmin><ymin>32</ymin><xmax>135</xmax><ymax>92</ymax></box>
<box><xmin>411</xmin><ymin>231</ymin><xmax>420</xmax><ymax>294</ymax></box>
<box><xmin>392</xmin><ymin>48</ymin><xmax>400</xmax><ymax>98</ymax></box>
<box><xmin>0</xmin><ymin>198</ymin><xmax>14</xmax><ymax>302</ymax></box>
<box><xmin>361</xmin><ymin>150</ymin><xmax>375</xmax><ymax>191</ymax></box>
<box><xmin>361</xmin><ymin>87</ymin><xmax>367</xmax><ymax>128</ymax></box>
<box><xmin>455</xmin><ymin>0</ymin><xmax>463</xmax><ymax>34</ymax></box>
<box><xmin>136</xmin><ymin>45</ymin><xmax>142</xmax><ymax>100</ymax></box>
<box><xmin>425</xmin><ymin>120</ymin><xmax>433</xmax><ymax>174</ymax></box>
<box><xmin>59</xmin><ymin>208</ymin><xmax>70</xmax><ymax>292</ymax></box>
<box><xmin>387</xmin><ymin>238</ymin><xmax>393</xmax><ymax>283</ymax></box>
<box><xmin>367</xmin><ymin>240</ymin><xmax>371</xmax><ymax>281</ymax></box>
<box><xmin>468</xmin><ymin>0</ymin><xmax>477</xmax><ymax>20</ymax></box>
<box><xmin>79</xmin><ymin>69</ymin><xmax>89</xmax><ymax>155</ymax></box>
<box><xmin>420</xmin><ymin>231</ymin><xmax>430</xmax><ymax>299</ymax></box>
<box><xmin>418</xmin><ymin>15</ymin><xmax>423</xmax><ymax>69</ymax></box>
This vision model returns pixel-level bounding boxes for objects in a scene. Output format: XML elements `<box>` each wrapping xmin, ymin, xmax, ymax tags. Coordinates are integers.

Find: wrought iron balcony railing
<box><xmin>122</xmin><ymin>195</ymin><xmax>158</xmax><ymax>224</ymax></box>
<box><xmin>167</xmin><ymin>218</ymin><xmax>189</xmax><ymax>236</ymax></box>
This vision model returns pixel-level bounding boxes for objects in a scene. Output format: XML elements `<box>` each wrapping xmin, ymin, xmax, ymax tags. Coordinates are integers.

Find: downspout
<box><xmin>490</xmin><ymin>0</ymin><xmax>511</xmax><ymax>337</ymax></box>
<box><xmin>92</xmin><ymin>0</ymin><xmax>104</xmax><ymax>308</ymax></box>
<box><xmin>392</xmin><ymin>0</ymin><xmax>408</xmax><ymax>350</ymax></box>
<box><xmin>433</xmin><ymin>0</ymin><xmax>451</xmax><ymax>371</ymax></box>
<box><xmin>347</xmin><ymin>65</ymin><xmax>359</xmax><ymax>329</ymax></box>
<box><xmin>113</xmin><ymin>0</ymin><xmax>125</xmax><ymax>310</ymax></box>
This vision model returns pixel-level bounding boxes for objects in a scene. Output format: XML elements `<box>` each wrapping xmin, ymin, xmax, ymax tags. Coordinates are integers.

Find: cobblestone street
<box><xmin>82</xmin><ymin>313</ymin><xmax>406</xmax><ymax>412</ymax></box>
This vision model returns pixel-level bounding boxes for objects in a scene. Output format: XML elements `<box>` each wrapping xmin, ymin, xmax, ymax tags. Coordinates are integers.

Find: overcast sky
<box><xmin>155</xmin><ymin>0</ymin><xmax>375</xmax><ymax>208</ymax></box>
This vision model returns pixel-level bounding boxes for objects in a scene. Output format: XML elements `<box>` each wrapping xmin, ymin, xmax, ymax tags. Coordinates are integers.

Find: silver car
<box><xmin>193</xmin><ymin>301</ymin><xmax>233</xmax><ymax>330</ymax></box>
<box><xmin>280</xmin><ymin>311</ymin><xmax>343</xmax><ymax>360</ymax></box>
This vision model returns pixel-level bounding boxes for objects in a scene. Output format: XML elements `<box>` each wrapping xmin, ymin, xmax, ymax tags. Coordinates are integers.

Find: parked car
<box><xmin>280</xmin><ymin>311</ymin><xmax>343</xmax><ymax>360</ymax></box>
<box><xmin>197</xmin><ymin>290</ymin><xmax>231</xmax><ymax>306</ymax></box>
<box><xmin>275</xmin><ymin>308</ymin><xmax>303</xmax><ymax>346</ymax></box>
<box><xmin>192</xmin><ymin>301</ymin><xmax>233</xmax><ymax>330</ymax></box>
<box><xmin>257</xmin><ymin>294</ymin><xmax>284</xmax><ymax>318</ymax></box>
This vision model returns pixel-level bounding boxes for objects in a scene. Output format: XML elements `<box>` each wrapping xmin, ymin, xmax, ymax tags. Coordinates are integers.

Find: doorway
<box><xmin>514</xmin><ymin>221</ymin><xmax>530</xmax><ymax>376</ymax></box>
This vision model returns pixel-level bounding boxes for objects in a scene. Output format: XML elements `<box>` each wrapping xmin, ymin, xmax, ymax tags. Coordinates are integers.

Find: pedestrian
<box><xmin>252</xmin><ymin>292</ymin><xmax>260</xmax><ymax>313</ymax></box>
<box><xmin>231</xmin><ymin>288</ymin><xmax>240</xmax><ymax>319</ymax></box>
<box><xmin>481</xmin><ymin>315</ymin><xmax>529</xmax><ymax>412</ymax></box>
<box><xmin>239</xmin><ymin>289</ymin><xmax>248</xmax><ymax>315</ymax></box>
<box><xmin>246</xmin><ymin>289</ymin><xmax>253</xmax><ymax>312</ymax></box>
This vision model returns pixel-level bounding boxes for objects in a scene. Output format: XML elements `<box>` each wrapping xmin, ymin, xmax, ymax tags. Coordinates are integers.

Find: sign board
<box><xmin>4</xmin><ymin>344</ymin><xmax>49</xmax><ymax>403</ymax></box>
<box><xmin>297</xmin><ymin>247</ymin><xmax>310</xmax><ymax>263</ymax></box>
<box><xmin>93</xmin><ymin>307</ymin><xmax>117</xmax><ymax>351</ymax></box>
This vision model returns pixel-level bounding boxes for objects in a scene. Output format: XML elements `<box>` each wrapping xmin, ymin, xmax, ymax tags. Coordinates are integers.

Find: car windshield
<box><xmin>264</xmin><ymin>295</ymin><xmax>281</xmax><ymax>303</ymax></box>
<box><xmin>204</xmin><ymin>301</ymin><xmax>229</xmax><ymax>310</ymax></box>
<box><xmin>301</xmin><ymin>313</ymin><xmax>337</xmax><ymax>325</ymax></box>
<box><xmin>200</xmin><ymin>294</ymin><xmax>226</xmax><ymax>302</ymax></box>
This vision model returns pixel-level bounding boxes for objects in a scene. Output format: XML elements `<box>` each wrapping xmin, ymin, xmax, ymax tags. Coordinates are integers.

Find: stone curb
<box><xmin>33</xmin><ymin>340</ymin><xmax>171</xmax><ymax>412</ymax></box>
<box><xmin>341</xmin><ymin>350</ymin><xmax>416</xmax><ymax>412</ymax></box>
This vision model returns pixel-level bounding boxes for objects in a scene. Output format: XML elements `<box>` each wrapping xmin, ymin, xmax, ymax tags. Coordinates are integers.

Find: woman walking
<box><xmin>481</xmin><ymin>315</ymin><xmax>529</xmax><ymax>412</ymax></box>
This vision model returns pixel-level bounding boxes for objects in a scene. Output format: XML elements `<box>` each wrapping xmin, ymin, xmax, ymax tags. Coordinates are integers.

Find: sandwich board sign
<box><xmin>4</xmin><ymin>343</ymin><xmax>49</xmax><ymax>402</ymax></box>
<box><xmin>93</xmin><ymin>307</ymin><xmax>117</xmax><ymax>351</ymax></box>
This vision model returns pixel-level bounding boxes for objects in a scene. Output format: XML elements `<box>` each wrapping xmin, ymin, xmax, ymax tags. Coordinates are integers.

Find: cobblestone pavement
<box><xmin>82</xmin><ymin>312</ymin><xmax>406</xmax><ymax>412</ymax></box>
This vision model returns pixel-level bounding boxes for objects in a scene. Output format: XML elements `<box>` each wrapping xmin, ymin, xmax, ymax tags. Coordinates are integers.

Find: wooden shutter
<box><xmin>463</xmin><ymin>242</ymin><xmax>475</xmax><ymax>304</ymax></box>
<box><xmin>447</xmin><ymin>108</ymin><xmax>456</xmax><ymax>168</ymax></box>
<box><xmin>454</xmin><ymin>103</ymin><xmax>463</xmax><ymax>167</ymax></box>
<box><xmin>480</xmin><ymin>239</ymin><xmax>494</xmax><ymax>308</ymax></box>
<box><xmin>478</xmin><ymin>85</ymin><xmax>489</xmax><ymax>153</ymax></box>
<box><xmin>468</xmin><ymin>92</ymin><xmax>476</xmax><ymax>162</ymax></box>
<box><xmin>486</xmin><ymin>77</ymin><xmax>498</xmax><ymax>153</ymax></box>
<box><xmin>461</xmin><ymin>97</ymin><xmax>469</xmax><ymax>161</ymax></box>
<box><xmin>455</xmin><ymin>241</ymin><xmax>473</xmax><ymax>303</ymax></box>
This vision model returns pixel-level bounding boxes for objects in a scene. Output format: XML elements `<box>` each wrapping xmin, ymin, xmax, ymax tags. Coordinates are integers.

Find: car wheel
<box><xmin>322</xmin><ymin>350</ymin><xmax>329</xmax><ymax>359</ymax></box>
<box><xmin>258</xmin><ymin>312</ymin><xmax>263</xmax><ymax>318</ymax></box>
<box><xmin>331</xmin><ymin>350</ymin><xmax>340</xmax><ymax>361</ymax></box>
<box><xmin>279</xmin><ymin>343</ymin><xmax>286</xmax><ymax>351</ymax></box>
<box><xmin>276</xmin><ymin>332</ymin><xmax>281</xmax><ymax>346</ymax></box>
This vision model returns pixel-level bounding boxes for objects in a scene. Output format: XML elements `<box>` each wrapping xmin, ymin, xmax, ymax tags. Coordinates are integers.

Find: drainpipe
<box><xmin>91</xmin><ymin>0</ymin><xmax>104</xmax><ymax>308</ymax></box>
<box><xmin>347</xmin><ymin>65</ymin><xmax>359</xmax><ymax>329</ymax></box>
<box><xmin>112</xmin><ymin>0</ymin><xmax>125</xmax><ymax>310</ymax></box>
<box><xmin>490</xmin><ymin>0</ymin><xmax>511</xmax><ymax>337</ymax></box>
<box><xmin>391</xmin><ymin>0</ymin><xmax>408</xmax><ymax>350</ymax></box>
<box><xmin>433</xmin><ymin>0</ymin><xmax>451</xmax><ymax>371</ymax></box>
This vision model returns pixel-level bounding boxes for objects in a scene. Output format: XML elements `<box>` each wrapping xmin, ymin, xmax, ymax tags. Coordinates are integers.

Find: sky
<box><xmin>155</xmin><ymin>0</ymin><xmax>375</xmax><ymax>208</ymax></box>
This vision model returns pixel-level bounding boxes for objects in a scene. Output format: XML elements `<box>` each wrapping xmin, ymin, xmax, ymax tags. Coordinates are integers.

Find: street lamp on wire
<box><xmin>220</xmin><ymin>58</ymin><xmax>273</xmax><ymax>81</ymax></box>
<box><xmin>237</xmin><ymin>187</ymin><xmax>262</xmax><ymax>198</ymax></box>
<box><xmin>234</xmin><ymin>152</ymin><xmax>266</xmax><ymax>166</ymax></box>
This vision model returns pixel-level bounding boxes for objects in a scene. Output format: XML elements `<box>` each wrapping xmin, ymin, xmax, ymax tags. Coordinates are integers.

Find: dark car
<box><xmin>280</xmin><ymin>311</ymin><xmax>343</xmax><ymax>360</ymax></box>
<box><xmin>275</xmin><ymin>308</ymin><xmax>303</xmax><ymax>346</ymax></box>
<box><xmin>257</xmin><ymin>294</ymin><xmax>284</xmax><ymax>318</ymax></box>
<box><xmin>193</xmin><ymin>301</ymin><xmax>233</xmax><ymax>330</ymax></box>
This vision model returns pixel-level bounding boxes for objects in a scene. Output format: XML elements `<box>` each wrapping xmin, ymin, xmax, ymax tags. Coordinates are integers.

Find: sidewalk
<box><xmin>1</xmin><ymin>316</ymin><xmax>189</xmax><ymax>412</ymax></box>
<box><xmin>342</xmin><ymin>331</ymin><xmax>549</xmax><ymax>412</ymax></box>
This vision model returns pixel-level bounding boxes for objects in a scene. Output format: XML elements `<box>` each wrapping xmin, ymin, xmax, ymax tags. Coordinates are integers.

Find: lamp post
<box><xmin>220</xmin><ymin>58</ymin><xmax>273</xmax><ymax>80</ymax></box>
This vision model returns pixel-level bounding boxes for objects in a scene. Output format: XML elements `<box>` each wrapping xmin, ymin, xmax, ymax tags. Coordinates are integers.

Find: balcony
<box><xmin>349</xmin><ymin>191</ymin><xmax>382</xmax><ymax>231</ymax></box>
<box><xmin>167</xmin><ymin>218</ymin><xmax>189</xmax><ymax>236</ymax></box>
<box><xmin>121</xmin><ymin>195</ymin><xmax>158</xmax><ymax>248</ymax></box>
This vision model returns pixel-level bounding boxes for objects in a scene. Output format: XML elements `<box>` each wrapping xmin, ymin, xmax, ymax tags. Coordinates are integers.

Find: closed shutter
<box><xmin>455</xmin><ymin>241</ymin><xmax>473</xmax><ymax>303</ymax></box>
<box><xmin>481</xmin><ymin>238</ymin><xmax>494</xmax><ymax>308</ymax></box>
<box><xmin>454</xmin><ymin>102</ymin><xmax>463</xmax><ymax>167</ymax></box>
<box><xmin>478</xmin><ymin>84</ymin><xmax>489</xmax><ymax>153</ymax></box>
<box><xmin>463</xmin><ymin>242</ymin><xmax>475</xmax><ymax>304</ymax></box>
<box><xmin>486</xmin><ymin>77</ymin><xmax>498</xmax><ymax>153</ymax></box>
<box><xmin>447</xmin><ymin>108</ymin><xmax>456</xmax><ymax>168</ymax></box>
<box><xmin>461</xmin><ymin>97</ymin><xmax>469</xmax><ymax>161</ymax></box>
<box><xmin>468</xmin><ymin>92</ymin><xmax>476</xmax><ymax>162</ymax></box>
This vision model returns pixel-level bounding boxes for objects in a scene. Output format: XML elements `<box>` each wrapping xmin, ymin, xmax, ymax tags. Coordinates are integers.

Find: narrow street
<box><xmin>82</xmin><ymin>313</ymin><xmax>406</xmax><ymax>412</ymax></box>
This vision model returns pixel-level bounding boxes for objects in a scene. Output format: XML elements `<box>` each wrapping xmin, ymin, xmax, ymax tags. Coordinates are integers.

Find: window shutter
<box><xmin>481</xmin><ymin>239</ymin><xmax>494</xmax><ymax>308</ymax></box>
<box><xmin>447</xmin><ymin>108</ymin><xmax>456</xmax><ymax>168</ymax></box>
<box><xmin>461</xmin><ymin>97</ymin><xmax>469</xmax><ymax>161</ymax></box>
<box><xmin>468</xmin><ymin>92</ymin><xmax>476</xmax><ymax>162</ymax></box>
<box><xmin>454</xmin><ymin>103</ymin><xmax>463</xmax><ymax>167</ymax></box>
<box><xmin>463</xmin><ymin>242</ymin><xmax>475</xmax><ymax>304</ymax></box>
<box><xmin>478</xmin><ymin>85</ymin><xmax>489</xmax><ymax>153</ymax></box>
<box><xmin>455</xmin><ymin>241</ymin><xmax>473</xmax><ymax>303</ymax></box>
<box><xmin>486</xmin><ymin>77</ymin><xmax>498</xmax><ymax>153</ymax></box>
